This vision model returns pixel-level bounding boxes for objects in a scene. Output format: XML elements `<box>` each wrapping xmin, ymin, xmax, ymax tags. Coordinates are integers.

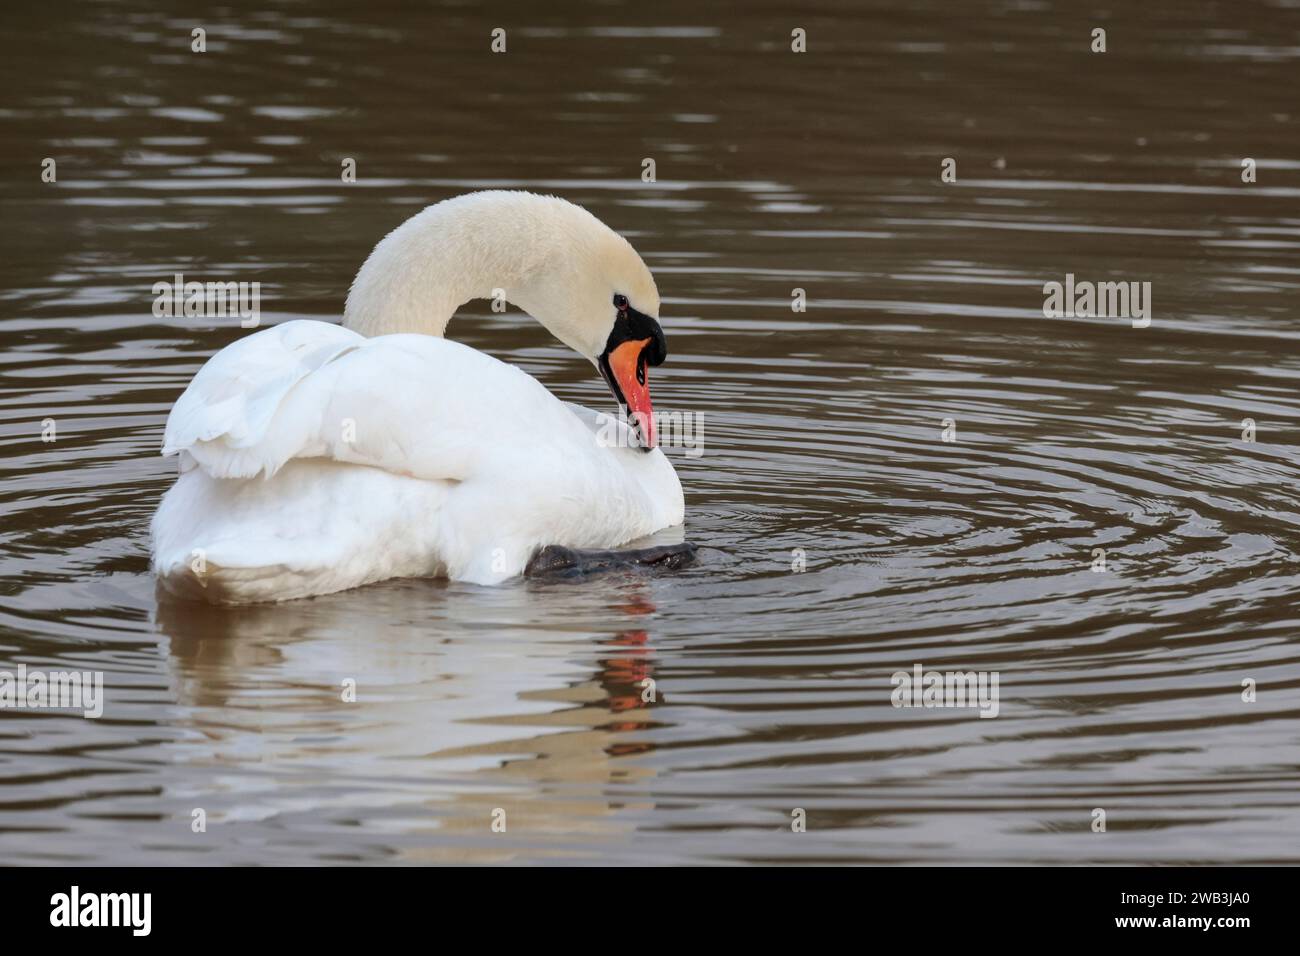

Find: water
<box><xmin>2</xmin><ymin>0</ymin><xmax>1299</xmax><ymax>864</ymax></box>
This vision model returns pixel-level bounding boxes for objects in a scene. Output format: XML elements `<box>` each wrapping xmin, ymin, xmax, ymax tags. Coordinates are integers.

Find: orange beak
<box><xmin>605</xmin><ymin>337</ymin><xmax>656</xmax><ymax>449</ymax></box>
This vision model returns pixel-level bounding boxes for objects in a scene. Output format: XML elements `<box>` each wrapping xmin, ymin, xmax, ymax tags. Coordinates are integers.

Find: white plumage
<box><xmin>151</xmin><ymin>192</ymin><xmax>684</xmax><ymax>603</ymax></box>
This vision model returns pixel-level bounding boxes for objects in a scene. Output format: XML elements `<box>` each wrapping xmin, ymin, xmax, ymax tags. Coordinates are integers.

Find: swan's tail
<box><xmin>151</xmin><ymin>459</ymin><xmax>452</xmax><ymax>605</ymax></box>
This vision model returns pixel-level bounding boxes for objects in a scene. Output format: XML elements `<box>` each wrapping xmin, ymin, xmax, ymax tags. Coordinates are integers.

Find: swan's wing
<box><xmin>162</xmin><ymin>320</ymin><xmax>364</xmax><ymax>477</ymax></box>
<box><xmin>162</xmin><ymin>320</ymin><xmax>361</xmax><ymax>456</ymax></box>
<box><xmin>162</xmin><ymin>322</ymin><xmax>573</xmax><ymax>482</ymax></box>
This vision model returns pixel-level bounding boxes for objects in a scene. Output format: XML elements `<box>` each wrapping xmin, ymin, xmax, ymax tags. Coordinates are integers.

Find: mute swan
<box><xmin>151</xmin><ymin>191</ymin><xmax>689</xmax><ymax>604</ymax></box>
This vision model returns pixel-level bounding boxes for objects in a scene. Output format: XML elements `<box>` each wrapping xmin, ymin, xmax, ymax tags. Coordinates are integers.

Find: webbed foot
<box><xmin>525</xmin><ymin>542</ymin><xmax>698</xmax><ymax>578</ymax></box>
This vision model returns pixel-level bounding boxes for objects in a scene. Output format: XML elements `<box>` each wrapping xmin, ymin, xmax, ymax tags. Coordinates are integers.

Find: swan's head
<box><xmin>344</xmin><ymin>190</ymin><xmax>670</xmax><ymax>449</ymax></box>
<box><xmin>525</xmin><ymin>199</ymin><xmax>667</xmax><ymax>450</ymax></box>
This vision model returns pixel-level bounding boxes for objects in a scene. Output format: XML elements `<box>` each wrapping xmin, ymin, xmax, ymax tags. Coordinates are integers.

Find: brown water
<box><xmin>2</xmin><ymin>0</ymin><xmax>1300</xmax><ymax>864</ymax></box>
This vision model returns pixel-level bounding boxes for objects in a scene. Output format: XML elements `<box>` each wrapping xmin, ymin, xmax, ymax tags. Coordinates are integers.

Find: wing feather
<box><xmin>160</xmin><ymin>319</ymin><xmax>572</xmax><ymax>483</ymax></box>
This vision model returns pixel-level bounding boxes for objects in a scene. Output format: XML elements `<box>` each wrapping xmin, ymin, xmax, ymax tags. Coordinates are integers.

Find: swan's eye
<box><xmin>613</xmin><ymin>294</ymin><xmax>629</xmax><ymax>311</ymax></box>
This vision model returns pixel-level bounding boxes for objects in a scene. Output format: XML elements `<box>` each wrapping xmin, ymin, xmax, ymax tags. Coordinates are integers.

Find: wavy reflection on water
<box><xmin>2</xmin><ymin>0</ymin><xmax>1299</xmax><ymax>863</ymax></box>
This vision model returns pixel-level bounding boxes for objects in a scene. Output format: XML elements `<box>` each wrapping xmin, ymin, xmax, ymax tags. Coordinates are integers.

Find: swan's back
<box><xmin>151</xmin><ymin>320</ymin><xmax>683</xmax><ymax>602</ymax></box>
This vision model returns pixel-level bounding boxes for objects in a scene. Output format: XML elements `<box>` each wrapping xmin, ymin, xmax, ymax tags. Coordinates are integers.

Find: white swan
<box><xmin>151</xmin><ymin>191</ymin><xmax>686</xmax><ymax>604</ymax></box>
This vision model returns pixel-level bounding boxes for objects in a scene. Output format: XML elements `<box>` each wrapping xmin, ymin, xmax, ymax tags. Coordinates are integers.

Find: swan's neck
<box><xmin>343</xmin><ymin>192</ymin><xmax>584</xmax><ymax>350</ymax></box>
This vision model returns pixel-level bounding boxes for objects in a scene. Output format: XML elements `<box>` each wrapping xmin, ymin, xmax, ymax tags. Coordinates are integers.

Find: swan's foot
<box><xmin>525</xmin><ymin>543</ymin><xmax>698</xmax><ymax>579</ymax></box>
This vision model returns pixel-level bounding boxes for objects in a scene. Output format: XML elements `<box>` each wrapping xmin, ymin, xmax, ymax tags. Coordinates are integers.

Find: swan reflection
<box><xmin>154</xmin><ymin>576</ymin><xmax>667</xmax><ymax>860</ymax></box>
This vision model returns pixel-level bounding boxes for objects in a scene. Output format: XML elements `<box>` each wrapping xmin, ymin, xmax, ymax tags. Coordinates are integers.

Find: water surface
<box><xmin>2</xmin><ymin>0</ymin><xmax>1300</xmax><ymax>863</ymax></box>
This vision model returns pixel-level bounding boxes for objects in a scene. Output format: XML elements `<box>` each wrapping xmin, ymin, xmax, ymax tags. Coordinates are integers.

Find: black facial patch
<box><xmin>603</xmin><ymin>298</ymin><xmax>666</xmax><ymax>366</ymax></box>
